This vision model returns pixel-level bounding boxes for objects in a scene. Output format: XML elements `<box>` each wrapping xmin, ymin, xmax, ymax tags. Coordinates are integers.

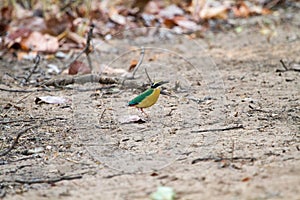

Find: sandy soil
<box><xmin>1</xmin><ymin>11</ymin><xmax>299</xmax><ymax>200</ymax></box>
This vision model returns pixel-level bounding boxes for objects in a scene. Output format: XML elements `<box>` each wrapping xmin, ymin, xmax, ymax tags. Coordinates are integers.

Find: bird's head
<box><xmin>150</xmin><ymin>81</ymin><xmax>169</xmax><ymax>88</ymax></box>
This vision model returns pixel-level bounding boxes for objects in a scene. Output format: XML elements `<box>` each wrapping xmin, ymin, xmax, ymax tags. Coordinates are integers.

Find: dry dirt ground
<box><xmin>1</xmin><ymin>11</ymin><xmax>299</xmax><ymax>200</ymax></box>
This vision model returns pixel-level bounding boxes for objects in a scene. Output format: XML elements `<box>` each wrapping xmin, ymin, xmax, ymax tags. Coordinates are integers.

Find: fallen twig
<box><xmin>191</xmin><ymin>156</ymin><xmax>256</xmax><ymax>164</ymax></box>
<box><xmin>248</xmin><ymin>104</ymin><xmax>269</xmax><ymax>113</ymax></box>
<box><xmin>0</xmin><ymin>118</ymin><xmax>37</xmax><ymax>125</ymax></box>
<box><xmin>103</xmin><ymin>173</ymin><xmax>131</xmax><ymax>179</ymax></box>
<box><xmin>99</xmin><ymin>108</ymin><xmax>107</xmax><ymax>122</ymax></box>
<box><xmin>122</xmin><ymin>47</ymin><xmax>145</xmax><ymax>80</ymax></box>
<box><xmin>191</xmin><ymin>124</ymin><xmax>244</xmax><ymax>133</ymax></box>
<box><xmin>132</xmin><ymin>46</ymin><xmax>145</xmax><ymax>78</ymax></box>
<box><xmin>0</xmin><ymin>87</ymin><xmax>59</xmax><ymax>93</ymax></box>
<box><xmin>145</xmin><ymin>68</ymin><xmax>152</xmax><ymax>84</ymax></box>
<box><xmin>21</xmin><ymin>55</ymin><xmax>41</xmax><ymax>85</ymax></box>
<box><xmin>0</xmin><ymin>84</ymin><xmax>116</xmax><ymax>93</ymax></box>
<box><xmin>67</xmin><ymin>24</ymin><xmax>95</xmax><ymax>71</ymax></box>
<box><xmin>280</xmin><ymin>59</ymin><xmax>288</xmax><ymax>70</ymax></box>
<box><xmin>43</xmin><ymin>74</ymin><xmax>119</xmax><ymax>87</ymax></box>
<box><xmin>0</xmin><ymin>93</ymin><xmax>33</xmax><ymax>118</ymax></box>
<box><xmin>14</xmin><ymin>174</ymin><xmax>83</xmax><ymax>184</ymax></box>
<box><xmin>276</xmin><ymin>59</ymin><xmax>300</xmax><ymax>72</ymax></box>
<box><xmin>0</xmin><ymin>117</ymin><xmax>66</xmax><ymax>157</ymax></box>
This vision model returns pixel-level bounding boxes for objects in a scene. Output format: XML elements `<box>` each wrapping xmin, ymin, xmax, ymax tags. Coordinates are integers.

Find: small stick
<box><xmin>21</xmin><ymin>55</ymin><xmax>40</xmax><ymax>84</ymax></box>
<box><xmin>0</xmin><ymin>117</ymin><xmax>66</xmax><ymax>157</ymax></box>
<box><xmin>44</xmin><ymin>74</ymin><xmax>118</xmax><ymax>87</ymax></box>
<box><xmin>0</xmin><ymin>119</ymin><xmax>37</xmax><ymax>125</ymax></box>
<box><xmin>99</xmin><ymin>108</ymin><xmax>107</xmax><ymax>122</ymax></box>
<box><xmin>0</xmin><ymin>85</ymin><xmax>116</xmax><ymax>93</ymax></box>
<box><xmin>280</xmin><ymin>59</ymin><xmax>288</xmax><ymax>71</ymax></box>
<box><xmin>145</xmin><ymin>68</ymin><xmax>152</xmax><ymax>84</ymax></box>
<box><xmin>132</xmin><ymin>46</ymin><xmax>145</xmax><ymax>78</ymax></box>
<box><xmin>0</xmin><ymin>92</ymin><xmax>33</xmax><ymax>118</ymax></box>
<box><xmin>231</xmin><ymin>139</ymin><xmax>235</xmax><ymax>162</ymax></box>
<box><xmin>67</xmin><ymin>24</ymin><xmax>95</xmax><ymax>71</ymax></box>
<box><xmin>85</xmin><ymin>24</ymin><xmax>94</xmax><ymax>70</ymax></box>
<box><xmin>276</xmin><ymin>59</ymin><xmax>300</xmax><ymax>73</ymax></box>
<box><xmin>13</xmin><ymin>174</ymin><xmax>83</xmax><ymax>184</ymax></box>
<box><xmin>191</xmin><ymin>156</ymin><xmax>256</xmax><ymax>164</ymax></box>
<box><xmin>191</xmin><ymin>124</ymin><xmax>244</xmax><ymax>133</ymax></box>
<box><xmin>0</xmin><ymin>124</ymin><xmax>40</xmax><ymax>156</ymax></box>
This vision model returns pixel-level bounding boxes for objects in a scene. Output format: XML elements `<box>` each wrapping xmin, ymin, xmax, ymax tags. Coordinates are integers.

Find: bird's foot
<box><xmin>139</xmin><ymin>108</ymin><xmax>150</xmax><ymax>120</ymax></box>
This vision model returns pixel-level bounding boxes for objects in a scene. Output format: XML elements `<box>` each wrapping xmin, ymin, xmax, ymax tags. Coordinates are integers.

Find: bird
<box><xmin>128</xmin><ymin>81</ymin><xmax>168</xmax><ymax>116</ymax></box>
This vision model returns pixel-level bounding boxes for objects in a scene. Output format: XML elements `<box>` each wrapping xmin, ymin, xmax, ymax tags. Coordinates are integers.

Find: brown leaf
<box><xmin>69</xmin><ymin>60</ymin><xmax>91</xmax><ymax>75</ymax></box>
<box><xmin>173</xmin><ymin>16</ymin><xmax>199</xmax><ymax>31</ymax></box>
<box><xmin>163</xmin><ymin>18</ymin><xmax>177</xmax><ymax>29</ymax></box>
<box><xmin>249</xmin><ymin>5</ymin><xmax>272</xmax><ymax>15</ymax></box>
<box><xmin>159</xmin><ymin>4</ymin><xmax>184</xmax><ymax>19</ymax></box>
<box><xmin>67</xmin><ymin>31</ymin><xmax>86</xmax><ymax>46</ymax></box>
<box><xmin>241</xmin><ymin>177</ymin><xmax>251</xmax><ymax>182</ymax></box>
<box><xmin>45</xmin><ymin>16</ymin><xmax>70</xmax><ymax>36</ymax></box>
<box><xmin>232</xmin><ymin>2</ymin><xmax>250</xmax><ymax>18</ymax></box>
<box><xmin>1</xmin><ymin>6</ymin><xmax>13</xmax><ymax>22</ymax></box>
<box><xmin>20</xmin><ymin>31</ymin><xmax>59</xmax><ymax>53</ymax></box>
<box><xmin>7</xmin><ymin>28</ymin><xmax>31</xmax><ymax>49</ymax></box>
<box><xmin>109</xmin><ymin>7</ymin><xmax>126</xmax><ymax>25</ymax></box>
<box><xmin>200</xmin><ymin>4</ymin><xmax>228</xmax><ymax>20</ymax></box>
<box><xmin>128</xmin><ymin>59</ymin><xmax>138</xmax><ymax>72</ymax></box>
<box><xmin>144</xmin><ymin>1</ymin><xmax>161</xmax><ymax>14</ymax></box>
<box><xmin>131</xmin><ymin>0</ymin><xmax>151</xmax><ymax>13</ymax></box>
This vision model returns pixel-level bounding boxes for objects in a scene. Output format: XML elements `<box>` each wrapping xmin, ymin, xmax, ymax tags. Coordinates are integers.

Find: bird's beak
<box><xmin>156</xmin><ymin>81</ymin><xmax>169</xmax><ymax>86</ymax></box>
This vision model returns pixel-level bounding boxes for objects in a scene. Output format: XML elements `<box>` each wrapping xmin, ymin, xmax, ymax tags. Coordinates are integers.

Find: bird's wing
<box><xmin>128</xmin><ymin>89</ymin><xmax>154</xmax><ymax>106</ymax></box>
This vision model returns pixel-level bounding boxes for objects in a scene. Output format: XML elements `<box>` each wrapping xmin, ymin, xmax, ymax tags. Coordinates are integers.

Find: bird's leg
<box><xmin>138</xmin><ymin>108</ymin><xmax>149</xmax><ymax>118</ymax></box>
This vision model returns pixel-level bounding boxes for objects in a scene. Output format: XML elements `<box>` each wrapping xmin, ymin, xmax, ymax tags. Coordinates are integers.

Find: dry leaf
<box><xmin>249</xmin><ymin>5</ymin><xmax>272</xmax><ymax>15</ymax></box>
<box><xmin>119</xmin><ymin>115</ymin><xmax>146</xmax><ymax>124</ymax></box>
<box><xmin>144</xmin><ymin>1</ymin><xmax>160</xmax><ymax>14</ymax></box>
<box><xmin>35</xmin><ymin>96</ymin><xmax>69</xmax><ymax>104</ymax></box>
<box><xmin>173</xmin><ymin>16</ymin><xmax>199</xmax><ymax>31</ymax></box>
<box><xmin>241</xmin><ymin>177</ymin><xmax>251</xmax><ymax>182</ymax></box>
<box><xmin>200</xmin><ymin>4</ymin><xmax>228</xmax><ymax>20</ymax></box>
<box><xmin>67</xmin><ymin>31</ymin><xmax>86</xmax><ymax>46</ymax></box>
<box><xmin>20</xmin><ymin>31</ymin><xmax>59</xmax><ymax>53</ymax></box>
<box><xmin>6</xmin><ymin>28</ymin><xmax>31</xmax><ymax>49</ymax></box>
<box><xmin>163</xmin><ymin>18</ymin><xmax>177</xmax><ymax>29</ymax></box>
<box><xmin>69</xmin><ymin>60</ymin><xmax>91</xmax><ymax>75</ymax></box>
<box><xmin>232</xmin><ymin>2</ymin><xmax>250</xmax><ymax>18</ymax></box>
<box><xmin>128</xmin><ymin>59</ymin><xmax>138</xmax><ymax>72</ymax></box>
<box><xmin>159</xmin><ymin>4</ymin><xmax>184</xmax><ymax>19</ymax></box>
<box><xmin>109</xmin><ymin>7</ymin><xmax>126</xmax><ymax>25</ymax></box>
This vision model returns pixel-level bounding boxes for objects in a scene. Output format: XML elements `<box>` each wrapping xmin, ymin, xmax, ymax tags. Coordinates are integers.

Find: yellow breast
<box><xmin>136</xmin><ymin>88</ymin><xmax>161</xmax><ymax>108</ymax></box>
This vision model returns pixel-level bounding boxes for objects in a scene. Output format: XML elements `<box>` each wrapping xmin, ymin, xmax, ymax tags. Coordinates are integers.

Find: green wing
<box><xmin>128</xmin><ymin>89</ymin><xmax>154</xmax><ymax>106</ymax></box>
